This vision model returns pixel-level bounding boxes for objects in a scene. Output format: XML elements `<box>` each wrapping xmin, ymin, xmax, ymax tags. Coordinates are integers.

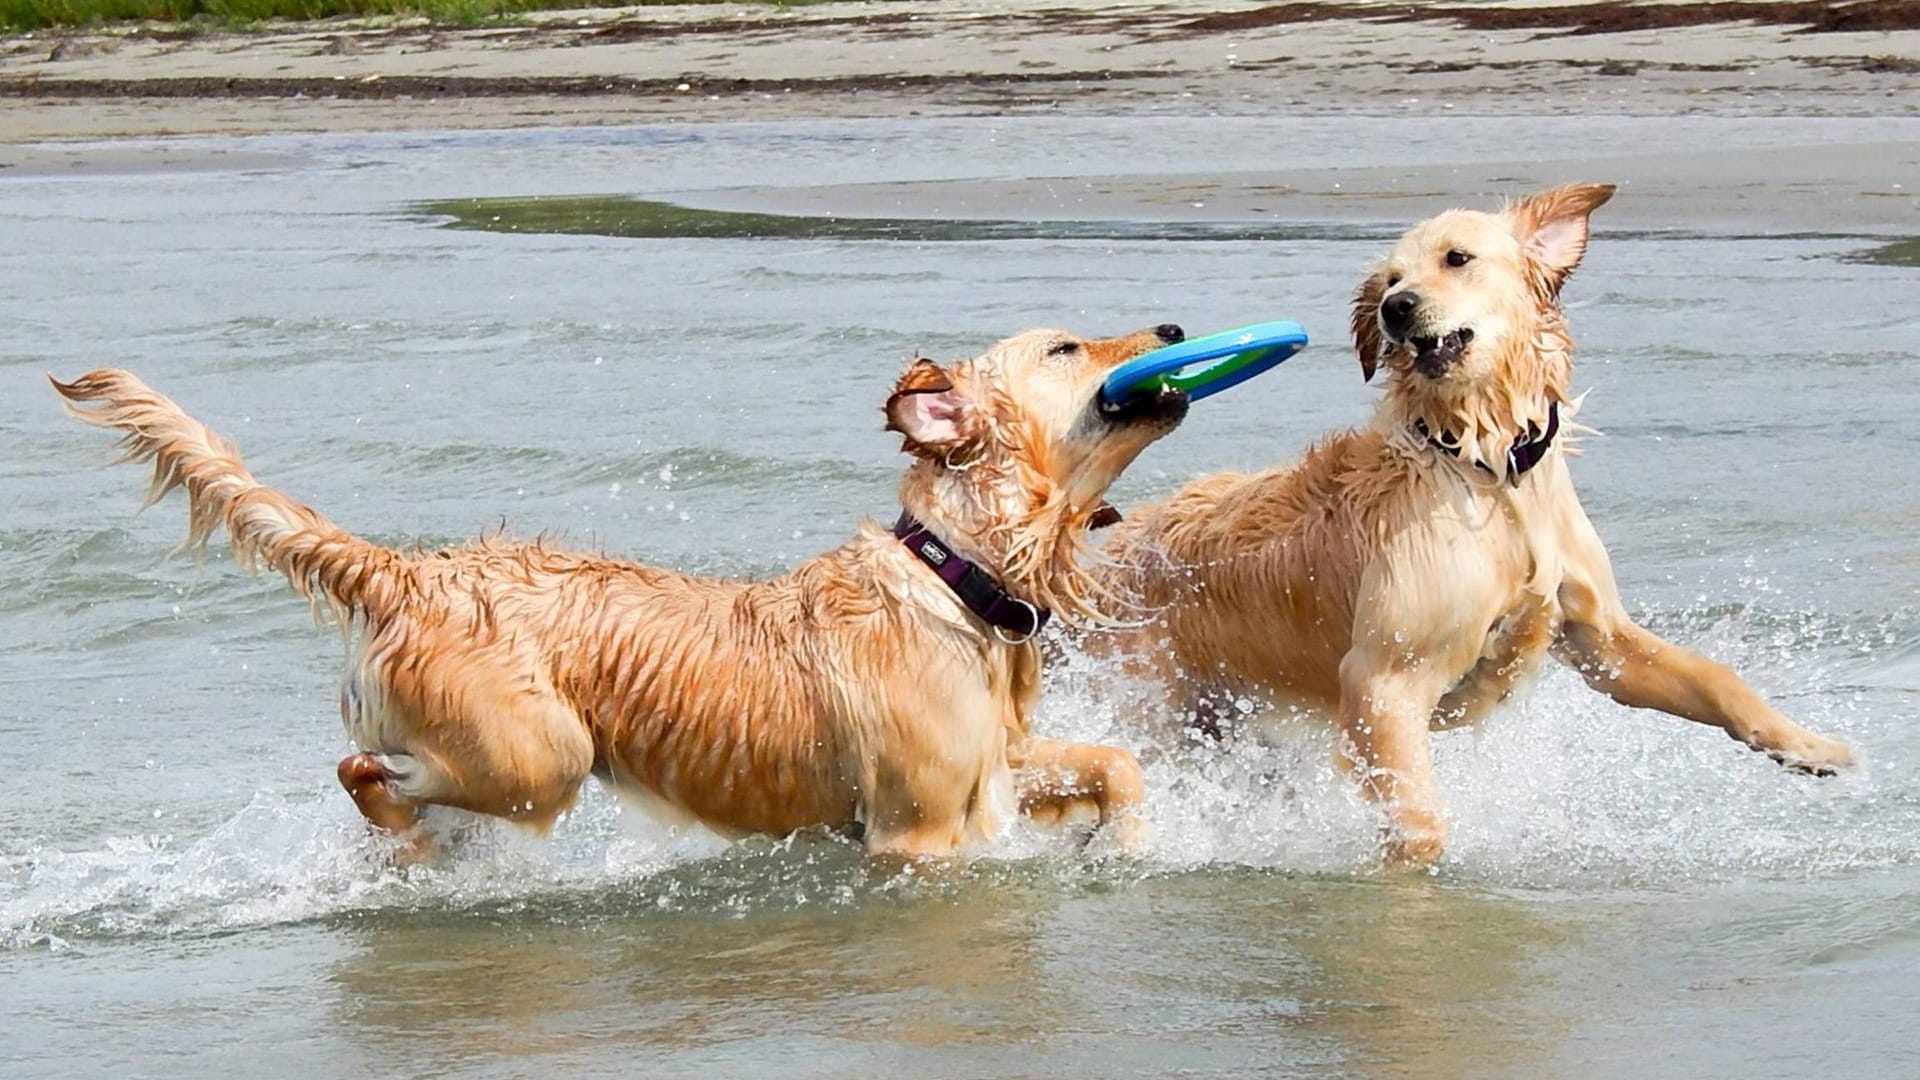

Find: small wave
<box><xmin>181</xmin><ymin>315</ymin><xmax>774</xmax><ymax>374</ymax></box>
<box><xmin>288</xmin><ymin>437</ymin><xmax>891</xmax><ymax>494</ymax></box>
<box><xmin>338</xmin><ymin>251</ymin><xmax>461</xmax><ymax>266</ymax></box>
<box><xmin>0</xmin><ymin>785</ymin><xmax>1115</xmax><ymax>950</ymax></box>
<box><xmin>740</xmin><ymin>267</ymin><xmax>947</xmax><ymax>285</ymax></box>
<box><xmin>0</xmin><ymin>526</ymin><xmax>170</xmax><ymax>618</ymax></box>
<box><xmin>0</xmin><ymin>789</ymin><xmax>656</xmax><ymax>948</ymax></box>
<box><xmin>1040</xmin><ymin>601</ymin><xmax>1919</xmax><ymax>891</ymax></box>
<box><xmin>1853</xmin><ymin>624</ymin><xmax>1920</xmax><ymax>692</ymax></box>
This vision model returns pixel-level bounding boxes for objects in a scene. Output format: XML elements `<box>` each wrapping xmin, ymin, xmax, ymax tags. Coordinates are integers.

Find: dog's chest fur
<box><xmin>1414</xmin><ymin>461</ymin><xmax>1578</xmax><ymax>723</ymax></box>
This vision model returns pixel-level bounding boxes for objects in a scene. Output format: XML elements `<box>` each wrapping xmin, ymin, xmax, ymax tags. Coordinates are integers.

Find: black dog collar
<box><xmin>1415</xmin><ymin>401</ymin><xmax>1561</xmax><ymax>485</ymax></box>
<box><xmin>893</xmin><ymin>513</ymin><xmax>1050</xmax><ymax>643</ymax></box>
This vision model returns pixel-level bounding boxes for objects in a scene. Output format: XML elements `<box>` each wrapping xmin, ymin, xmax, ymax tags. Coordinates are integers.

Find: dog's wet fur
<box><xmin>54</xmin><ymin>324</ymin><xmax>1184</xmax><ymax>860</ymax></box>
<box><xmin>1102</xmin><ymin>184</ymin><xmax>1853</xmax><ymax>865</ymax></box>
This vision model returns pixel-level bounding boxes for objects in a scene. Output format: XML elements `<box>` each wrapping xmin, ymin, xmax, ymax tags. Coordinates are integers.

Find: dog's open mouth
<box><xmin>1098</xmin><ymin>384</ymin><xmax>1190</xmax><ymax>426</ymax></box>
<box><xmin>1407</xmin><ymin>327</ymin><xmax>1474</xmax><ymax>376</ymax></box>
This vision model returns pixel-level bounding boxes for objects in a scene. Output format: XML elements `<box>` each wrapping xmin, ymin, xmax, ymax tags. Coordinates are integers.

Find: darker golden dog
<box><xmin>56</xmin><ymin>324</ymin><xmax>1186</xmax><ymax>859</ymax></box>
<box><xmin>1103</xmin><ymin>185</ymin><xmax>1852</xmax><ymax>865</ymax></box>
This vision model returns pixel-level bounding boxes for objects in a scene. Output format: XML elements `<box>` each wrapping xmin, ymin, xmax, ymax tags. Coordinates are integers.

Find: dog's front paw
<box><xmin>1762</xmin><ymin>730</ymin><xmax>1855</xmax><ymax>777</ymax></box>
<box><xmin>1090</xmin><ymin>811</ymin><xmax>1150</xmax><ymax>855</ymax></box>
<box><xmin>1383</xmin><ymin>807</ymin><xmax>1448</xmax><ymax>869</ymax></box>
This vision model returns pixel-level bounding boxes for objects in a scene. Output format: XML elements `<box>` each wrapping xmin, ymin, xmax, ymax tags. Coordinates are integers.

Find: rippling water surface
<box><xmin>1</xmin><ymin>115</ymin><xmax>1917</xmax><ymax>1079</ymax></box>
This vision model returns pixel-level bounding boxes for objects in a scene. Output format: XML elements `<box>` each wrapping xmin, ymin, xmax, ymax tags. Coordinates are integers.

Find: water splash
<box><xmin>2</xmin><ymin>599</ymin><xmax>1914</xmax><ymax>949</ymax></box>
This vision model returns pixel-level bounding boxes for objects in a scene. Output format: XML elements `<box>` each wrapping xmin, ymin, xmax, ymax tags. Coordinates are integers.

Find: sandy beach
<box><xmin>667</xmin><ymin>138</ymin><xmax>1920</xmax><ymax>235</ymax></box>
<box><xmin>1</xmin><ymin>0</ymin><xmax>1917</xmax><ymax>148</ymax></box>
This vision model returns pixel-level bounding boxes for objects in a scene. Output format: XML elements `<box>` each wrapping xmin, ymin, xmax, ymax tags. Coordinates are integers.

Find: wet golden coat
<box><xmin>54</xmin><ymin>325</ymin><xmax>1179</xmax><ymax>858</ymax></box>
<box><xmin>1104</xmin><ymin>185</ymin><xmax>1853</xmax><ymax>865</ymax></box>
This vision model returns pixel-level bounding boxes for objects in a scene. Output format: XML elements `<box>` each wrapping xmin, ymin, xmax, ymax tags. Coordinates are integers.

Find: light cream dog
<box><xmin>1103</xmin><ymin>185</ymin><xmax>1853</xmax><ymax>865</ymax></box>
<box><xmin>55</xmin><ymin>324</ymin><xmax>1187</xmax><ymax>859</ymax></box>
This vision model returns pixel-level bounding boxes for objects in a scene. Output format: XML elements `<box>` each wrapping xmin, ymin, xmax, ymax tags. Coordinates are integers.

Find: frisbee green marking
<box><xmin>1102</xmin><ymin>321</ymin><xmax>1308</xmax><ymax>405</ymax></box>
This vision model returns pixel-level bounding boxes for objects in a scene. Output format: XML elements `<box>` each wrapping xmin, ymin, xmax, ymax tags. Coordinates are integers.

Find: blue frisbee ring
<box><xmin>1102</xmin><ymin>320</ymin><xmax>1309</xmax><ymax>405</ymax></box>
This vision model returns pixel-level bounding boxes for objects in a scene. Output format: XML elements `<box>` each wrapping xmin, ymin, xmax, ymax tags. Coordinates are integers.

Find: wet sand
<box><xmin>674</xmin><ymin>139</ymin><xmax>1920</xmax><ymax>236</ymax></box>
<box><xmin>1</xmin><ymin>0</ymin><xmax>1916</xmax><ymax>146</ymax></box>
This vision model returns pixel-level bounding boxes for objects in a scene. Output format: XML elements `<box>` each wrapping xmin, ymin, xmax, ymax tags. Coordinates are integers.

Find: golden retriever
<box><xmin>1101</xmin><ymin>184</ymin><xmax>1853</xmax><ymax>865</ymax></box>
<box><xmin>54</xmin><ymin>324</ymin><xmax>1186</xmax><ymax>859</ymax></box>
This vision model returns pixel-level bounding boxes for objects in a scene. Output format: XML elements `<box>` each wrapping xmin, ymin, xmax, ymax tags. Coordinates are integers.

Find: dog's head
<box><xmin>1352</xmin><ymin>184</ymin><xmax>1613</xmax><ymax>460</ymax></box>
<box><xmin>887</xmin><ymin>324</ymin><xmax>1186</xmax><ymax>625</ymax></box>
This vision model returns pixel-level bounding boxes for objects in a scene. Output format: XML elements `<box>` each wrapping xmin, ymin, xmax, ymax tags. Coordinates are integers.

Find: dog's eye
<box><xmin>1445</xmin><ymin>249</ymin><xmax>1474</xmax><ymax>268</ymax></box>
<box><xmin>1385</xmin><ymin>274</ymin><xmax>1402</xmax><ymax>288</ymax></box>
<box><xmin>1047</xmin><ymin>341</ymin><xmax>1080</xmax><ymax>357</ymax></box>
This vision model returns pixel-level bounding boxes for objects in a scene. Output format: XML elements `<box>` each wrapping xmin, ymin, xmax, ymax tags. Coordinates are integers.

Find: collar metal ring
<box><xmin>992</xmin><ymin>599</ymin><xmax>1041</xmax><ymax>646</ymax></box>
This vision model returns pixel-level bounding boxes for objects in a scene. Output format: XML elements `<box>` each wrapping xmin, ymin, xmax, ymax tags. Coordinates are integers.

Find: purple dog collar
<box><xmin>1416</xmin><ymin>401</ymin><xmax>1561</xmax><ymax>485</ymax></box>
<box><xmin>892</xmin><ymin>512</ymin><xmax>1050</xmax><ymax>643</ymax></box>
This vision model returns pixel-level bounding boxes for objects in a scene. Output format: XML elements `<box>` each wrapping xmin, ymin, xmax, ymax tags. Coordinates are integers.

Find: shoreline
<box><xmin>2</xmin><ymin>0</ymin><xmax>1917</xmax><ymax>143</ymax></box>
<box><xmin>670</xmin><ymin>138</ymin><xmax>1920</xmax><ymax>236</ymax></box>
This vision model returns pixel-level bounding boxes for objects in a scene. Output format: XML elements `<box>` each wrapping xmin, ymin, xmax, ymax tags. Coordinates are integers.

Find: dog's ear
<box><xmin>1507</xmin><ymin>183</ymin><xmax>1615</xmax><ymax>295</ymax></box>
<box><xmin>885</xmin><ymin>357</ymin><xmax>977</xmax><ymax>459</ymax></box>
<box><xmin>1350</xmin><ymin>271</ymin><xmax>1387</xmax><ymax>382</ymax></box>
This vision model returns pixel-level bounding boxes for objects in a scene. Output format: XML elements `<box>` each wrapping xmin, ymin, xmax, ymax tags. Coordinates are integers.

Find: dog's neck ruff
<box><xmin>893</xmin><ymin>512</ymin><xmax>1050</xmax><ymax>644</ymax></box>
<box><xmin>1414</xmin><ymin>401</ymin><xmax>1561</xmax><ymax>485</ymax></box>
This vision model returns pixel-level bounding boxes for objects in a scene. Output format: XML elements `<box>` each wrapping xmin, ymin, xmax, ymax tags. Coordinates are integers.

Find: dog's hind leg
<box><xmin>1010</xmin><ymin>737</ymin><xmax>1147</xmax><ymax>847</ymax></box>
<box><xmin>337</xmin><ymin>752</ymin><xmax>433</xmax><ymax>860</ymax></box>
<box><xmin>339</xmin><ymin>656</ymin><xmax>597</xmax><ymax>859</ymax></box>
<box><xmin>418</xmin><ymin>701</ymin><xmax>597</xmax><ymax>833</ymax></box>
<box><xmin>338</xmin><ymin>752</ymin><xmax>419</xmax><ymax>832</ymax></box>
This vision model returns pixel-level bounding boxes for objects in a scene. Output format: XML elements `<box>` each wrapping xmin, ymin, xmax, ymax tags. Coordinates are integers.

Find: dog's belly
<box><xmin>596</xmin><ymin>701</ymin><xmax>862</xmax><ymax>838</ymax></box>
<box><xmin>1157</xmin><ymin>606</ymin><xmax>1350</xmax><ymax>712</ymax></box>
<box><xmin>1185</xmin><ymin>589</ymin><xmax>1560</xmax><ymax>737</ymax></box>
<box><xmin>601</xmin><ymin>773</ymin><xmax>753</xmax><ymax>842</ymax></box>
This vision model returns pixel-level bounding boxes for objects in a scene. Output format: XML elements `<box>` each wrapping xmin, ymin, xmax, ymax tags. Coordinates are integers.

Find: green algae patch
<box><xmin>415</xmin><ymin>195</ymin><xmax>1350</xmax><ymax>243</ymax></box>
<box><xmin>1854</xmin><ymin>237</ymin><xmax>1920</xmax><ymax>267</ymax></box>
<box><xmin>420</xmin><ymin>195</ymin><xmax>979</xmax><ymax>241</ymax></box>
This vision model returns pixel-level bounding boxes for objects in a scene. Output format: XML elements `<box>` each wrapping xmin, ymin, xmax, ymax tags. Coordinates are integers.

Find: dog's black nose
<box><xmin>1154</xmin><ymin>323</ymin><xmax>1185</xmax><ymax>344</ymax></box>
<box><xmin>1380</xmin><ymin>291</ymin><xmax>1420</xmax><ymax>338</ymax></box>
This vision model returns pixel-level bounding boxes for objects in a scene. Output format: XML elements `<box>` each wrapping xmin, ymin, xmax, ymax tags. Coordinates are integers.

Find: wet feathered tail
<box><xmin>52</xmin><ymin>369</ymin><xmax>403</xmax><ymax>623</ymax></box>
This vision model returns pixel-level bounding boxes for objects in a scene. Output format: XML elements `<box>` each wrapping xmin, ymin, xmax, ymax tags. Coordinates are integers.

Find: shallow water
<box><xmin>2</xmin><ymin>114</ymin><xmax>1917</xmax><ymax>1078</ymax></box>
